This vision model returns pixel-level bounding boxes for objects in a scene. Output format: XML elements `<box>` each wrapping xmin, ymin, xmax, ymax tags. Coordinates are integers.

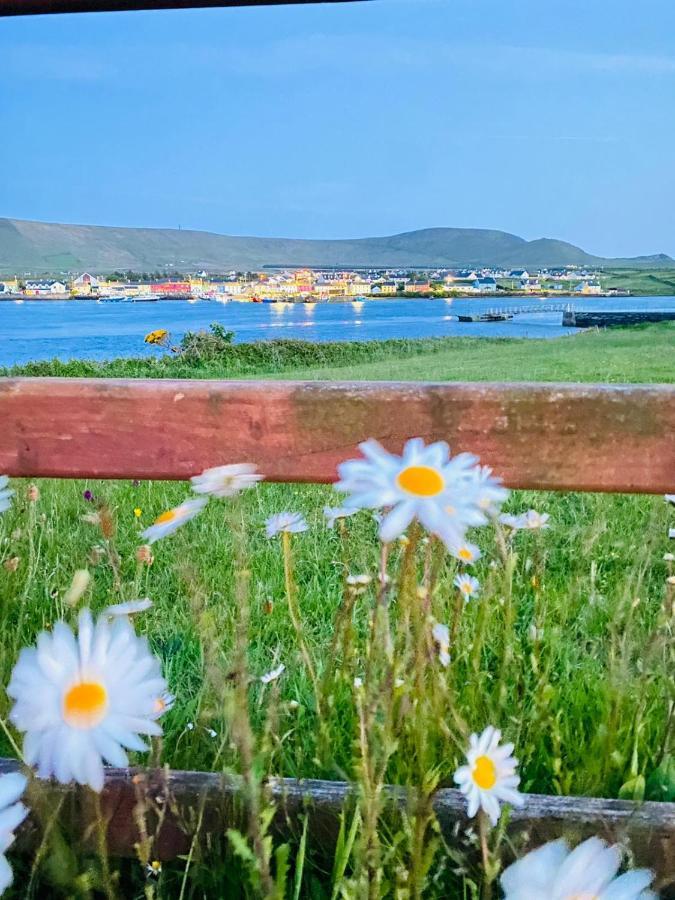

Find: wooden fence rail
<box><xmin>0</xmin><ymin>759</ymin><xmax>673</xmax><ymax>890</ymax></box>
<box><xmin>0</xmin><ymin>377</ymin><xmax>673</xmax><ymax>493</ymax></box>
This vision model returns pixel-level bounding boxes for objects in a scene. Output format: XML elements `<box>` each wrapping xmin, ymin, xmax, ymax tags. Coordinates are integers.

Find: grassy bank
<box><xmin>3</xmin><ymin>321</ymin><xmax>674</xmax><ymax>384</ymax></box>
<box><xmin>0</xmin><ymin>326</ymin><xmax>673</xmax><ymax>897</ymax></box>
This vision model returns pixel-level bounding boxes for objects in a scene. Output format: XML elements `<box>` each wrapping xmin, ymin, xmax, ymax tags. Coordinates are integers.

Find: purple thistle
<box><xmin>83</xmin><ymin>490</ymin><xmax>95</xmax><ymax>502</ymax></box>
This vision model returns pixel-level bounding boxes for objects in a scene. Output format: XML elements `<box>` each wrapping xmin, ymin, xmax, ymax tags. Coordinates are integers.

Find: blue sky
<box><xmin>1</xmin><ymin>0</ymin><xmax>675</xmax><ymax>257</ymax></box>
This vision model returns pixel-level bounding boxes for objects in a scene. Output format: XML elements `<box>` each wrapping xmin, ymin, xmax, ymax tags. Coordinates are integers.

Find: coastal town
<box><xmin>0</xmin><ymin>266</ymin><xmax>620</xmax><ymax>301</ymax></box>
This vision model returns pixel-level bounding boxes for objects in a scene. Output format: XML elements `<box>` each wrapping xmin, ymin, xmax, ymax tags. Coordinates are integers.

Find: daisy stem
<box><xmin>281</xmin><ymin>530</ymin><xmax>322</xmax><ymax>719</ymax></box>
<box><xmin>450</xmin><ymin>588</ymin><xmax>464</xmax><ymax>647</ymax></box>
<box><xmin>0</xmin><ymin>714</ymin><xmax>23</xmax><ymax>760</ymax></box>
<box><xmin>478</xmin><ymin>811</ymin><xmax>493</xmax><ymax>900</ymax></box>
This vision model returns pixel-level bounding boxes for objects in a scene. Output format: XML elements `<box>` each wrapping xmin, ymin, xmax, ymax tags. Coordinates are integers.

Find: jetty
<box><xmin>458</xmin><ymin>303</ymin><xmax>570</xmax><ymax>323</ymax></box>
<box><xmin>563</xmin><ymin>309</ymin><xmax>675</xmax><ymax>328</ymax></box>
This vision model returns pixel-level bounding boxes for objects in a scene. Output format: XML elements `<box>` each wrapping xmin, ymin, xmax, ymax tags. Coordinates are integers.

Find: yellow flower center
<box><xmin>458</xmin><ymin>547</ymin><xmax>473</xmax><ymax>561</ymax></box>
<box><xmin>63</xmin><ymin>680</ymin><xmax>108</xmax><ymax>729</ymax></box>
<box><xmin>472</xmin><ymin>755</ymin><xmax>497</xmax><ymax>790</ymax></box>
<box><xmin>396</xmin><ymin>465</ymin><xmax>444</xmax><ymax>497</ymax></box>
<box><xmin>460</xmin><ymin>581</ymin><xmax>473</xmax><ymax>594</ymax></box>
<box><xmin>155</xmin><ymin>509</ymin><xmax>177</xmax><ymax>525</ymax></box>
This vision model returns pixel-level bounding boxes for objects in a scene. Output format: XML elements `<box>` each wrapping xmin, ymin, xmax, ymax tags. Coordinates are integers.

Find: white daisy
<box><xmin>7</xmin><ymin>608</ymin><xmax>167</xmax><ymax>792</ymax></box>
<box><xmin>151</xmin><ymin>691</ymin><xmax>175</xmax><ymax>719</ymax></box>
<box><xmin>499</xmin><ymin>512</ymin><xmax>526</xmax><ymax>531</ymax></box>
<box><xmin>260</xmin><ymin>664</ymin><xmax>285</xmax><ymax>685</ymax></box>
<box><xmin>0</xmin><ymin>476</ymin><xmax>14</xmax><ymax>515</ymax></box>
<box><xmin>141</xmin><ymin>498</ymin><xmax>206</xmax><ymax>544</ymax></box>
<box><xmin>323</xmin><ymin>506</ymin><xmax>358</xmax><ymax>529</ymax></box>
<box><xmin>453</xmin><ymin>725</ymin><xmax>523</xmax><ymax>825</ymax></box>
<box><xmin>665</xmin><ymin>494</ymin><xmax>675</xmax><ymax>505</ymax></box>
<box><xmin>522</xmin><ymin>510</ymin><xmax>550</xmax><ymax>530</ymax></box>
<box><xmin>335</xmin><ymin>438</ymin><xmax>486</xmax><ymax>546</ymax></box>
<box><xmin>104</xmin><ymin>598</ymin><xmax>153</xmax><ymax>618</ymax></box>
<box><xmin>190</xmin><ymin>463</ymin><xmax>262</xmax><ymax>498</ymax></box>
<box><xmin>449</xmin><ymin>540</ymin><xmax>482</xmax><ymax>566</ymax></box>
<box><xmin>454</xmin><ymin>573</ymin><xmax>480</xmax><ymax>600</ymax></box>
<box><xmin>0</xmin><ymin>772</ymin><xmax>28</xmax><ymax>895</ymax></box>
<box><xmin>471</xmin><ymin>466</ymin><xmax>509</xmax><ymax>516</ymax></box>
<box><xmin>265</xmin><ymin>512</ymin><xmax>308</xmax><ymax>538</ymax></box>
<box><xmin>432</xmin><ymin>622</ymin><xmax>451</xmax><ymax>667</ymax></box>
<box><xmin>500</xmin><ymin>836</ymin><xmax>656</xmax><ymax>900</ymax></box>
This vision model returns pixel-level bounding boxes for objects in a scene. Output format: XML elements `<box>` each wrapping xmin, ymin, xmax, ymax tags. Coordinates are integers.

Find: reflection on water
<box><xmin>0</xmin><ymin>296</ymin><xmax>674</xmax><ymax>367</ymax></box>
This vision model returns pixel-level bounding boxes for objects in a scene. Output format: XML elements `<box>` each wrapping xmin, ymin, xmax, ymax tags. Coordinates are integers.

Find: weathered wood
<box><xmin>0</xmin><ymin>377</ymin><xmax>673</xmax><ymax>493</ymax></box>
<box><xmin>0</xmin><ymin>0</ymin><xmax>365</xmax><ymax>16</ymax></box>
<box><xmin>1</xmin><ymin>760</ymin><xmax>673</xmax><ymax>890</ymax></box>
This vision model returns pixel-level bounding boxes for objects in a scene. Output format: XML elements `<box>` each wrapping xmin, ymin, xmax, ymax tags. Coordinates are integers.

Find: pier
<box><xmin>563</xmin><ymin>309</ymin><xmax>675</xmax><ymax>328</ymax></box>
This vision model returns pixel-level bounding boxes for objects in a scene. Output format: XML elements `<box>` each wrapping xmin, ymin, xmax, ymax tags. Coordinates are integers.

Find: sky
<box><xmin>1</xmin><ymin>0</ymin><xmax>675</xmax><ymax>258</ymax></box>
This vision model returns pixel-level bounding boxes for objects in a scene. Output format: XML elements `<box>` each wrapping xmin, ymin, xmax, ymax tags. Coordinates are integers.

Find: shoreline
<box><xmin>0</xmin><ymin>290</ymin><xmax>629</xmax><ymax>303</ymax></box>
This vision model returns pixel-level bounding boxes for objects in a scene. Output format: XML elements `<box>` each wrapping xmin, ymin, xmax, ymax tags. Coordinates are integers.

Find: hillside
<box><xmin>0</xmin><ymin>217</ymin><xmax>672</xmax><ymax>273</ymax></box>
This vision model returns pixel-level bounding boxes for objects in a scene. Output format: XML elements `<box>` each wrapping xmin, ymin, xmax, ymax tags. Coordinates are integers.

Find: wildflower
<box><xmin>152</xmin><ymin>691</ymin><xmax>175</xmax><ymax>719</ymax></box>
<box><xmin>104</xmin><ymin>598</ymin><xmax>153</xmax><ymax>618</ymax></box>
<box><xmin>82</xmin><ymin>512</ymin><xmax>101</xmax><ymax>526</ymax></box>
<box><xmin>260</xmin><ymin>664</ymin><xmax>285</xmax><ymax>685</ymax></box>
<box><xmin>63</xmin><ymin>569</ymin><xmax>91</xmax><ymax>607</ymax></box>
<box><xmin>500</xmin><ymin>836</ymin><xmax>656</xmax><ymax>900</ymax></box>
<box><xmin>265</xmin><ymin>512</ymin><xmax>308</xmax><ymax>538</ymax></box>
<box><xmin>0</xmin><ymin>772</ymin><xmax>28</xmax><ymax>894</ymax></box>
<box><xmin>83</xmin><ymin>490</ymin><xmax>95</xmax><ymax>503</ymax></box>
<box><xmin>7</xmin><ymin>608</ymin><xmax>167</xmax><ymax>792</ymax></box>
<box><xmin>498</xmin><ymin>512</ymin><xmax>522</xmax><ymax>531</ymax></box>
<box><xmin>141</xmin><ymin>498</ymin><xmax>207</xmax><ymax>544</ymax></box>
<box><xmin>453</xmin><ymin>726</ymin><xmax>523</xmax><ymax>825</ymax></box>
<box><xmin>353</xmin><ymin>676</ymin><xmax>364</xmax><ymax>689</ymax></box>
<box><xmin>206</xmin><ymin>728</ymin><xmax>217</xmax><ymax>738</ymax></box>
<box><xmin>26</xmin><ymin>484</ymin><xmax>39</xmax><ymax>503</ymax></box>
<box><xmin>146</xmin><ymin>860</ymin><xmax>162</xmax><ymax>878</ymax></box>
<box><xmin>0</xmin><ymin>477</ymin><xmax>14</xmax><ymax>514</ymax></box>
<box><xmin>144</xmin><ymin>329</ymin><xmax>169</xmax><ymax>346</ymax></box>
<box><xmin>664</xmin><ymin>553</ymin><xmax>675</xmax><ymax>562</ymax></box>
<box><xmin>472</xmin><ymin>466</ymin><xmax>509</xmax><ymax>516</ymax></box>
<box><xmin>522</xmin><ymin>510</ymin><xmax>550</xmax><ymax>530</ymax></box>
<box><xmin>335</xmin><ymin>438</ymin><xmax>491</xmax><ymax>546</ymax></box>
<box><xmin>3</xmin><ymin>557</ymin><xmax>20</xmax><ymax>573</ymax></box>
<box><xmin>346</xmin><ymin>574</ymin><xmax>372</xmax><ymax>595</ymax></box>
<box><xmin>136</xmin><ymin>544</ymin><xmax>154</xmax><ymax>566</ymax></box>
<box><xmin>432</xmin><ymin>622</ymin><xmax>451</xmax><ymax>667</ymax></box>
<box><xmin>670</xmin><ymin>528</ymin><xmax>675</xmax><ymax>540</ymax></box>
<box><xmin>665</xmin><ymin>494</ymin><xmax>675</xmax><ymax>505</ymax></box>
<box><xmin>323</xmin><ymin>506</ymin><xmax>358</xmax><ymax>528</ymax></box>
<box><xmin>133</xmin><ymin>508</ymin><xmax>142</xmax><ymax>519</ymax></box>
<box><xmin>454</xmin><ymin>573</ymin><xmax>480</xmax><ymax>600</ymax></box>
<box><xmin>191</xmin><ymin>463</ymin><xmax>262</xmax><ymax>498</ymax></box>
<box><xmin>449</xmin><ymin>540</ymin><xmax>481</xmax><ymax>566</ymax></box>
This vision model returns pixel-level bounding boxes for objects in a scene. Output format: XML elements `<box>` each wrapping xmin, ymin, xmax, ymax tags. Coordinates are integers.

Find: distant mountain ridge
<box><xmin>0</xmin><ymin>217</ymin><xmax>672</xmax><ymax>273</ymax></box>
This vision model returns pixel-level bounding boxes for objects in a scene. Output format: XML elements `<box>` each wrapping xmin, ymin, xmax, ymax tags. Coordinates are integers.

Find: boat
<box><xmin>98</xmin><ymin>295</ymin><xmax>135</xmax><ymax>303</ymax></box>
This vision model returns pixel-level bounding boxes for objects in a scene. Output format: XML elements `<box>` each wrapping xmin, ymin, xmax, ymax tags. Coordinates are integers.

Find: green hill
<box><xmin>0</xmin><ymin>217</ymin><xmax>671</xmax><ymax>274</ymax></box>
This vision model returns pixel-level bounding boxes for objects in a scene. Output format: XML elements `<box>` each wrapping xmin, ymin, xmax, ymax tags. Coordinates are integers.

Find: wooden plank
<box><xmin>0</xmin><ymin>0</ymin><xmax>365</xmax><ymax>16</ymax></box>
<box><xmin>1</xmin><ymin>760</ymin><xmax>673</xmax><ymax>890</ymax></box>
<box><xmin>0</xmin><ymin>377</ymin><xmax>673</xmax><ymax>493</ymax></box>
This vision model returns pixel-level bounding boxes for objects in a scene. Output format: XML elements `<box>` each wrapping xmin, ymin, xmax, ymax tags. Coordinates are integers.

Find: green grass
<box><xmin>3</xmin><ymin>321</ymin><xmax>674</xmax><ymax>384</ymax></box>
<box><xmin>1</xmin><ymin>326</ymin><xmax>673</xmax><ymax>897</ymax></box>
<box><xmin>599</xmin><ymin>267</ymin><xmax>675</xmax><ymax>296</ymax></box>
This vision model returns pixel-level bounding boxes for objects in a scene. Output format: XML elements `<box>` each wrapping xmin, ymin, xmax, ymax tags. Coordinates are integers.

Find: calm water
<box><xmin>1</xmin><ymin>295</ymin><xmax>674</xmax><ymax>367</ymax></box>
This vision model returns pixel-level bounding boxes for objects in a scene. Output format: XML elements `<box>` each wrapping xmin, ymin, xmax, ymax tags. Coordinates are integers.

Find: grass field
<box><xmin>0</xmin><ymin>325</ymin><xmax>673</xmax><ymax>898</ymax></box>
